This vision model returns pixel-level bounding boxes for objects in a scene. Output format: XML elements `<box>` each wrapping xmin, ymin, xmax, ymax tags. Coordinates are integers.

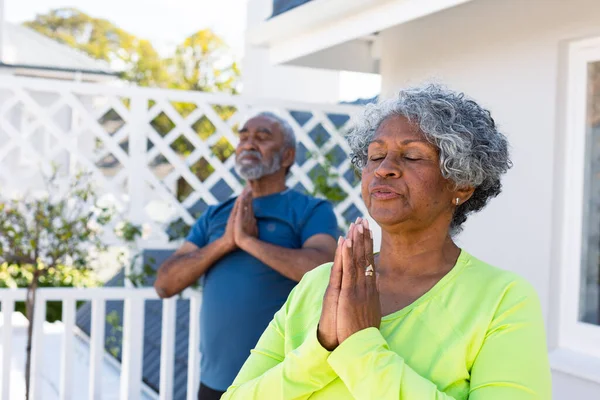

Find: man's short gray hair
<box><xmin>346</xmin><ymin>83</ymin><xmax>512</xmax><ymax>234</ymax></box>
<box><xmin>253</xmin><ymin>111</ymin><xmax>296</xmax><ymax>151</ymax></box>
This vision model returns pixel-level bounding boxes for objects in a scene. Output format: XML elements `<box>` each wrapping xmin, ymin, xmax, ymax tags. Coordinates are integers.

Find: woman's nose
<box><xmin>374</xmin><ymin>156</ymin><xmax>402</xmax><ymax>178</ymax></box>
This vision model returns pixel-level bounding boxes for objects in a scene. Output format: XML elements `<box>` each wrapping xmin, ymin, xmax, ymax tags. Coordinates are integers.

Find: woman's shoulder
<box><xmin>459</xmin><ymin>250</ymin><xmax>540</xmax><ymax>303</ymax></box>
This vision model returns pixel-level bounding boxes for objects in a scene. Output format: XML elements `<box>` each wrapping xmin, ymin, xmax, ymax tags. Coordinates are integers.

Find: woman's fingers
<box><xmin>329</xmin><ymin>236</ymin><xmax>343</xmax><ymax>290</ymax></box>
<box><xmin>362</xmin><ymin>218</ymin><xmax>377</xmax><ymax>294</ymax></box>
<box><xmin>352</xmin><ymin>217</ymin><xmax>367</xmax><ymax>288</ymax></box>
<box><xmin>318</xmin><ymin>236</ymin><xmax>344</xmax><ymax>351</ymax></box>
<box><xmin>341</xmin><ymin>224</ymin><xmax>356</xmax><ymax>291</ymax></box>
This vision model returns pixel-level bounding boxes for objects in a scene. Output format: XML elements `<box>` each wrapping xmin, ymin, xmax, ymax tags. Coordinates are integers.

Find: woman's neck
<box><xmin>376</xmin><ymin>229</ymin><xmax>460</xmax><ymax>279</ymax></box>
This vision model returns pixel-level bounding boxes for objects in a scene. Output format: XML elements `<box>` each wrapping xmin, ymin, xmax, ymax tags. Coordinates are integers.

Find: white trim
<box><xmin>248</xmin><ymin>0</ymin><xmax>476</xmax><ymax>65</ymax></box>
<box><xmin>72</xmin><ymin>326</ymin><xmax>159</xmax><ymax>400</ymax></box>
<box><xmin>549</xmin><ymin>348</ymin><xmax>600</xmax><ymax>384</ymax></box>
<box><xmin>556</xmin><ymin>36</ymin><xmax>600</xmax><ymax>360</ymax></box>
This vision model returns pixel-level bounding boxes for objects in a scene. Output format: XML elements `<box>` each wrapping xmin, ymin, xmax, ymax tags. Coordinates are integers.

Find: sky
<box><xmin>6</xmin><ymin>0</ymin><xmax>380</xmax><ymax>101</ymax></box>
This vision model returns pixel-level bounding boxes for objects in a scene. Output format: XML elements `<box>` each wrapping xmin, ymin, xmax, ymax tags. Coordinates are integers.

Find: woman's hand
<box><xmin>337</xmin><ymin>218</ymin><xmax>381</xmax><ymax>344</ymax></box>
<box><xmin>317</xmin><ymin>235</ymin><xmax>344</xmax><ymax>351</ymax></box>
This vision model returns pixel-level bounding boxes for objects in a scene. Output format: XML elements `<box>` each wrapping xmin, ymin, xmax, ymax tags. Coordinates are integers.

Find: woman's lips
<box><xmin>371</xmin><ymin>191</ymin><xmax>400</xmax><ymax>200</ymax></box>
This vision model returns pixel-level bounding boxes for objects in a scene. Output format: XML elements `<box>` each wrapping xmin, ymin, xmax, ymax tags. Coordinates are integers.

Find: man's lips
<box><xmin>370</xmin><ymin>185</ymin><xmax>401</xmax><ymax>200</ymax></box>
<box><xmin>238</xmin><ymin>154</ymin><xmax>261</xmax><ymax>163</ymax></box>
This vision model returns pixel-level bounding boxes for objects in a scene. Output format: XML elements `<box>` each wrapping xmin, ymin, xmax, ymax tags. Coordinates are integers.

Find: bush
<box><xmin>0</xmin><ymin>262</ymin><xmax>99</xmax><ymax>322</ymax></box>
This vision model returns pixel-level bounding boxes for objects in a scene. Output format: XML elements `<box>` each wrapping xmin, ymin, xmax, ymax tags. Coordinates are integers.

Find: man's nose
<box><xmin>238</xmin><ymin>137</ymin><xmax>257</xmax><ymax>151</ymax></box>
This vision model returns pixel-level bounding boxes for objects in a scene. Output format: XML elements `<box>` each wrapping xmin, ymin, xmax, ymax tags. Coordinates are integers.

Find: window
<box><xmin>581</xmin><ymin>60</ymin><xmax>600</xmax><ymax>327</ymax></box>
<box><xmin>558</xmin><ymin>37</ymin><xmax>600</xmax><ymax>359</ymax></box>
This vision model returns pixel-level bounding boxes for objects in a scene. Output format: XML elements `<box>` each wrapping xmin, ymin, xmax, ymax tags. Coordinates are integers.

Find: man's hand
<box><xmin>221</xmin><ymin>193</ymin><xmax>243</xmax><ymax>252</ymax></box>
<box><xmin>234</xmin><ymin>188</ymin><xmax>258</xmax><ymax>248</ymax></box>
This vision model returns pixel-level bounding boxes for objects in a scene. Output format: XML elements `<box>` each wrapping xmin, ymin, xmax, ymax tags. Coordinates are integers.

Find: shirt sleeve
<box><xmin>327</xmin><ymin>280</ymin><xmax>551</xmax><ymax>400</ymax></box>
<box><xmin>222</xmin><ymin>270</ymin><xmax>338</xmax><ymax>399</ymax></box>
<box><xmin>300</xmin><ymin>200</ymin><xmax>339</xmax><ymax>245</ymax></box>
<box><xmin>185</xmin><ymin>206</ymin><xmax>213</xmax><ymax>248</ymax></box>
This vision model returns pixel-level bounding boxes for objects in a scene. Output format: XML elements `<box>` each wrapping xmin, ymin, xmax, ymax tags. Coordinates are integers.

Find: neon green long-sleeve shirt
<box><xmin>222</xmin><ymin>250</ymin><xmax>552</xmax><ymax>399</ymax></box>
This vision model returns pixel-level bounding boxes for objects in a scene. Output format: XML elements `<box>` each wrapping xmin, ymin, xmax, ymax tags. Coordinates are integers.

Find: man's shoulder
<box><xmin>202</xmin><ymin>197</ymin><xmax>236</xmax><ymax>218</ymax></box>
<box><xmin>285</xmin><ymin>190</ymin><xmax>333</xmax><ymax>213</ymax></box>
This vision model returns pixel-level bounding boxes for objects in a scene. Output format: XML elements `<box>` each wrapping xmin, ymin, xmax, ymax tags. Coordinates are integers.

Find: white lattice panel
<box><xmin>0</xmin><ymin>77</ymin><xmax>365</xmax><ymax>244</ymax></box>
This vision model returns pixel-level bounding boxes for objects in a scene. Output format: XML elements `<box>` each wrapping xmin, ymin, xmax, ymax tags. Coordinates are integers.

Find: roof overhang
<box><xmin>247</xmin><ymin>0</ymin><xmax>476</xmax><ymax>70</ymax></box>
<box><xmin>0</xmin><ymin>62</ymin><xmax>119</xmax><ymax>82</ymax></box>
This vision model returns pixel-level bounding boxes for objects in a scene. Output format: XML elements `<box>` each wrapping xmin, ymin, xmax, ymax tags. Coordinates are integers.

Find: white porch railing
<box><xmin>0</xmin><ymin>76</ymin><xmax>365</xmax><ymax>244</ymax></box>
<box><xmin>0</xmin><ymin>77</ymin><xmax>366</xmax><ymax>399</ymax></box>
<box><xmin>0</xmin><ymin>288</ymin><xmax>201</xmax><ymax>400</ymax></box>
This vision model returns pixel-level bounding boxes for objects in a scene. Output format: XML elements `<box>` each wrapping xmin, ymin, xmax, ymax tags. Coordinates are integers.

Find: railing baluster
<box><xmin>29</xmin><ymin>292</ymin><xmax>46</xmax><ymax>400</ymax></box>
<box><xmin>186</xmin><ymin>293</ymin><xmax>201</xmax><ymax>400</ymax></box>
<box><xmin>120</xmin><ymin>297</ymin><xmax>145</xmax><ymax>399</ymax></box>
<box><xmin>159</xmin><ymin>298</ymin><xmax>177</xmax><ymax>400</ymax></box>
<box><xmin>59</xmin><ymin>298</ymin><xmax>76</xmax><ymax>400</ymax></box>
<box><xmin>1</xmin><ymin>298</ymin><xmax>14</xmax><ymax>400</ymax></box>
<box><xmin>89</xmin><ymin>299</ymin><xmax>106</xmax><ymax>400</ymax></box>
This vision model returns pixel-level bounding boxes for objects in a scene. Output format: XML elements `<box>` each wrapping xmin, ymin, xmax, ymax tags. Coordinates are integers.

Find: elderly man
<box><xmin>154</xmin><ymin>112</ymin><xmax>339</xmax><ymax>400</ymax></box>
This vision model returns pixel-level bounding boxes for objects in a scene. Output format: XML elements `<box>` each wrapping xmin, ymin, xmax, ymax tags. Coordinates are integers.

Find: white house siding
<box><xmin>378</xmin><ymin>0</ymin><xmax>600</xmax><ymax>397</ymax></box>
<box><xmin>243</xmin><ymin>0</ymin><xmax>341</xmax><ymax>103</ymax></box>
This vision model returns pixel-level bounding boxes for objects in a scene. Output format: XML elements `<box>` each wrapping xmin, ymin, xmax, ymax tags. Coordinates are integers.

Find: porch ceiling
<box><xmin>247</xmin><ymin>0</ymin><xmax>477</xmax><ymax>69</ymax></box>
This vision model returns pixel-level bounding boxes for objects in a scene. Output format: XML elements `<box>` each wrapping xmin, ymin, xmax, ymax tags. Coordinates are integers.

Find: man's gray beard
<box><xmin>234</xmin><ymin>151</ymin><xmax>283</xmax><ymax>180</ymax></box>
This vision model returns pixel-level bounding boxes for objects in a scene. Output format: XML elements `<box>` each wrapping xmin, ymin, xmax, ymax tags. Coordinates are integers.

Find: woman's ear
<box><xmin>454</xmin><ymin>186</ymin><xmax>475</xmax><ymax>205</ymax></box>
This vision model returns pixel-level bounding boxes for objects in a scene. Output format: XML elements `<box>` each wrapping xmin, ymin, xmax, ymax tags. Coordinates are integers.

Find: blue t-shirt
<box><xmin>185</xmin><ymin>189</ymin><xmax>339</xmax><ymax>391</ymax></box>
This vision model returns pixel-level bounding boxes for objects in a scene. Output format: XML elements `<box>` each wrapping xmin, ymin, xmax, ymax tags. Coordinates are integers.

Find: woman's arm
<box><xmin>327</xmin><ymin>280</ymin><xmax>551</xmax><ymax>400</ymax></box>
<box><xmin>222</xmin><ymin>266</ymin><xmax>338</xmax><ymax>399</ymax></box>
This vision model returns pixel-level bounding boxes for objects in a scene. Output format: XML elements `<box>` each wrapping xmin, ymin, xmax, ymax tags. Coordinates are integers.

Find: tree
<box><xmin>25</xmin><ymin>10</ymin><xmax>242</xmax><ymax>201</ymax></box>
<box><xmin>0</xmin><ymin>170</ymin><xmax>114</xmax><ymax>400</ymax></box>
<box><xmin>24</xmin><ymin>8</ymin><xmax>169</xmax><ymax>87</ymax></box>
<box><xmin>168</xmin><ymin>29</ymin><xmax>241</xmax><ymax>93</ymax></box>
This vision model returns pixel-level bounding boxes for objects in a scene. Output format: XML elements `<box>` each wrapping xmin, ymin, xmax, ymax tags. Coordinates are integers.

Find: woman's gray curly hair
<box><xmin>347</xmin><ymin>83</ymin><xmax>512</xmax><ymax>234</ymax></box>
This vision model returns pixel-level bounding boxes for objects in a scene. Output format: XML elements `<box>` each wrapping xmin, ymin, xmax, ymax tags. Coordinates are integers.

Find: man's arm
<box><xmin>238</xmin><ymin>234</ymin><xmax>337</xmax><ymax>282</ymax></box>
<box><xmin>154</xmin><ymin>239</ymin><xmax>234</xmax><ymax>298</ymax></box>
<box><xmin>154</xmin><ymin>194</ymin><xmax>243</xmax><ymax>298</ymax></box>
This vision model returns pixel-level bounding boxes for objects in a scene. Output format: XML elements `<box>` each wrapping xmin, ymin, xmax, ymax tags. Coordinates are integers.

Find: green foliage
<box><xmin>105</xmin><ymin>310</ymin><xmax>122</xmax><ymax>357</ymax></box>
<box><xmin>116</xmin><ymin>221</ymin><xmax>143</xmax><ymax>243</ymax></box>
<box><xmin>168</xmin><ymin>29</ymin><xmax>240</xmax><ymax>93</ymax></box>
<box><xmin>310</xmin><ymin>150</ymin><xmax>349</xmax><ymax>204</ymax></box>
<box><xmin>0</xmin><ymin>263</ymin><xmax>98</xmax><ymax>322</ymax></box>
<box><xmin>25</xmin><ymin>8</ymin><xmax>169</xmax><ymax>87</ymax></box>
<box><xmin>0</xmin><ymin>169</ymin><xmax>114</xmax><ymax>271</ymax></box>
<box><xmin>24</xmin><ymin>8</ymin><xmax>241</xmax><ymax>93</ymax></box>
<box><xmin>25</xmin><ymin>9</ymin><xmax>242</xmax><ymax>196</ymax></box>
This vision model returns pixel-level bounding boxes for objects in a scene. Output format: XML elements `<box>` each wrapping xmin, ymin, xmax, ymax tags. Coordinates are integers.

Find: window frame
<box><xmin>558</xmin><ymin>36</ymin><xmax>600</xmax><ymax>359</ymax></box>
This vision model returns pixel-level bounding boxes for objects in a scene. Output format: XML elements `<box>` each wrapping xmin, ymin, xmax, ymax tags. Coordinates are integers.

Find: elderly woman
<box><xmin>222</xmin><ymin>84</ymin><xmax>551</xmax><ymax>399</ymax></box>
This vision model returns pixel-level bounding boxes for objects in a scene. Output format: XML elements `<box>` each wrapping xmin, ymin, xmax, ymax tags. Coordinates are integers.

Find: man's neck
<box><xmin>248</xmin><ymin>172</ymin><xmax>287</xmax><ymax>198</ymax></box>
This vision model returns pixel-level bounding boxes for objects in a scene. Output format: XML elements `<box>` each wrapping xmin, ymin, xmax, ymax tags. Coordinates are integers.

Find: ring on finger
<box><xmin>365</xmin><ymin>264</ymin><xmax>374</xmax><ymax>277</ymax></box>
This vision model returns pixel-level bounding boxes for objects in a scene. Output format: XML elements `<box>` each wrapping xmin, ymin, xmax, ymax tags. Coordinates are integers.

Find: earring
<box><xmin>455</xmin><ymin>198</ymin><xmax>460</xmax><ymax>206</ymax></box>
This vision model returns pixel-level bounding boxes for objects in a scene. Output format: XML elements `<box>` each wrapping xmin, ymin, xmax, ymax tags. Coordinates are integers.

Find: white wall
<box><xmin>379</xmin><ymin>0</ymin><xmax>600</xmax><ymax>396</ymax></box>
<box><xmin>243</xmin><ymin>0</ymin><xmax>341</xmax><ymax>103</ymax></box>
